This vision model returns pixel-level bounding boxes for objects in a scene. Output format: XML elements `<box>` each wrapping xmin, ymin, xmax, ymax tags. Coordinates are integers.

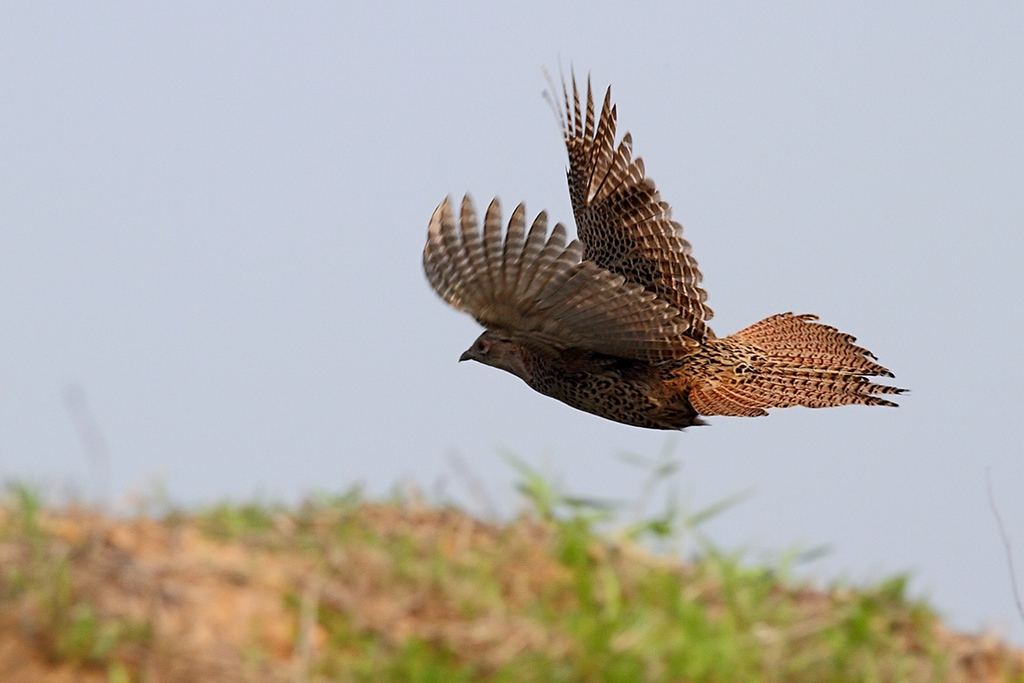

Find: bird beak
<box><xmin>459</xmin><ymin>349</ymin><xmax>473</xmax><ymax>362</ymax></box>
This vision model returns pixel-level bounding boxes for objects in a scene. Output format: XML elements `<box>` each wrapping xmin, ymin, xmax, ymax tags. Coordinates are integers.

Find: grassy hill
<box><xmin>0</xmin><ymin>480</ymin><xmax>1021</xmax><ymax>682</ymax></box>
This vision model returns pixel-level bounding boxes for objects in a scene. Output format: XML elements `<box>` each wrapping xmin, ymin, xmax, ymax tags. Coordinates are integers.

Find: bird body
<box><xmin>461</xmin><ymin>332</ymin><xmax>704</xmax><ymax>429</ymax></box>
<box><xmin>424</xmin><ymin>72</ymin><xmax>904</xmax><ymax>430</ymax></box>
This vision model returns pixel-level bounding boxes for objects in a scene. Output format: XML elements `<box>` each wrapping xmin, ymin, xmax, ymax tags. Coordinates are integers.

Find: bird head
<box><xmin>459</xmin><ymin>330</ymin><xmax>530</xmax><ymax>380</ymax></box>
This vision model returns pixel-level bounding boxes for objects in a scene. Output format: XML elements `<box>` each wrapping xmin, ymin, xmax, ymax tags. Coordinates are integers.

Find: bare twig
<box><xmin>293</xmin><ymin>575</ymin><xmax>321</xmax><ymax>682</ymax></box>
<box><xmin>63</xmin><ymin>383</ymin><xmax>110</xmax><ymax>508</ymax></box>
<box><xmin>986</xmin><ymin>468</ymin><xmax>1024</xmax><ymax>626</ymax></box>
<box><xmin>447</xmin><ymin>451</ymin><xmax>499</xmax><ymax>520</ymax></box>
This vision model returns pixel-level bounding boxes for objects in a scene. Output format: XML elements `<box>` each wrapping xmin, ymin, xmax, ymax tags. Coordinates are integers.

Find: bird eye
<box><xmin>477</xmin><ymin>340</ymin><xmax>492</xmax><ymax>354</ymax></box>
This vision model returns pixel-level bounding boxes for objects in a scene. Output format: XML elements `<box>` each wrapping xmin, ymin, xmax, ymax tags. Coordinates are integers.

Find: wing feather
<box><xmin>553</xmin><ymin>71</ymin><xmax>714</xmax><ymax>341</ymax></box>
<box><xmin>502</xmin><ymin>203</ymin><xmax>526</xmax><ymax>292</ymax></box>
<box><xmin>482</xmin><ymin>199</ymin><xmax>505</xmax><ymax>297</ymax></box>
<box><xmin>515</xmin><ymin>212</ymin><xmax>548</xmax><ymax>296</ymax></box>
<box><xmin>424</xmin><ymin>195</ymin><xmax>698</xmax><ymax>360</ymax></box>
<box><xmin>523</xmin><ymin>223</ymin><xmax>569</xmax><ymax>303</ymax></box>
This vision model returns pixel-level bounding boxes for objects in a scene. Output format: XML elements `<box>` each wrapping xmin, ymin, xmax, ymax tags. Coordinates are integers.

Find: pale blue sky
<box><xmin>1</xmin><ymin>3</ymin><xmax>1022</xmax><ymax>642</ymax></box>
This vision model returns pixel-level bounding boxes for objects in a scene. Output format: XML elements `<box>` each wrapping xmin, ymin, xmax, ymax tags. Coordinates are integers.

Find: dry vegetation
<box><xmin>0</xmin><ymin>481</ymin><xmax>1021</xmax><ymax>683</ymax></box>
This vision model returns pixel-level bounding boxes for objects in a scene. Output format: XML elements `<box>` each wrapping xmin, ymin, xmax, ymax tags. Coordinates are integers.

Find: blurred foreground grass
<box><xmin>0</xmin><ymin>465</ymin><xmax>1021</xmax><ymax>682</ymax></box>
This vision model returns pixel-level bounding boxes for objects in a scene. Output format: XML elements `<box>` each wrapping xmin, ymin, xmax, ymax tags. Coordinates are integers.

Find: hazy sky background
<box><xmin>1</xmin><ymin>3</ymin><xmax>1022</xmax><ymax>642</ymax></box>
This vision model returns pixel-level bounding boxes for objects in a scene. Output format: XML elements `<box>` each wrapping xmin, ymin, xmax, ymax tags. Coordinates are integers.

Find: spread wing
<box><xmin>423</xmin><ymin>195</ymin><xmax>699</xmax><ymax>361</ymax></box>
<box><xmin>552</xmin><ymin>71</ymin><xmax>714</xmax><ymax>342</ymax></box>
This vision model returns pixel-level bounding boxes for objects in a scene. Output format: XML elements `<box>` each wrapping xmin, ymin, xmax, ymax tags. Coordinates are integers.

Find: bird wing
<box><xmin>551</xmin><ymin>71</ymin><xmax>714</xmax><ymax>341</ymax></box>
<box><xmin>423</xmin><ymin>195</ymin><xmax>699</xmax><ymax>361</ymax></box>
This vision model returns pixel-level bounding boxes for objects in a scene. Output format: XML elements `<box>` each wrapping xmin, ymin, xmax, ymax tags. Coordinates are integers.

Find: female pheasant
<box><xmin>423</xmin><ymin>73</ymin><xmax>904</xmax><ymax>430</ymax></box>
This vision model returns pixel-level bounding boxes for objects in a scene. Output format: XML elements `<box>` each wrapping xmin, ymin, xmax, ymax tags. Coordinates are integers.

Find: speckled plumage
<box><xmin>422</xmin><ymin>72</ymin><xmax>904</xmax><ymax>430</ymax></box>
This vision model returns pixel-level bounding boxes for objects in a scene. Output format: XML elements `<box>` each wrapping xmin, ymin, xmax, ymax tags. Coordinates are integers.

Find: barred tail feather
<box><xmin>689</xmin><ymin>313</ymin><xmax>905</xmax><ymax>417</ymax></box>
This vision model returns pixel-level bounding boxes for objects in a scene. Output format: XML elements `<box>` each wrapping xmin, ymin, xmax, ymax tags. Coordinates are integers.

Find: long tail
<box><xmin>688</xmin><ymin>313</ymin><xmax>905</xmax><ymax>417</ymax></box>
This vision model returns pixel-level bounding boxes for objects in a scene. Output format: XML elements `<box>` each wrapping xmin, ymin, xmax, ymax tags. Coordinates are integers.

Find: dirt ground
<box><xmin>1</xmin><ymin>504</ymin><xmax>1021</xmax><ymax>682</ymax></box>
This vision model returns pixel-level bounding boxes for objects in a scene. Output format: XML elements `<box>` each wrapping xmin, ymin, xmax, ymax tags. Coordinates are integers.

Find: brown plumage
<box><xmin>423</xmin><ymin>72</ymin><xmax>904</xmax><ymax>430</ymax></box>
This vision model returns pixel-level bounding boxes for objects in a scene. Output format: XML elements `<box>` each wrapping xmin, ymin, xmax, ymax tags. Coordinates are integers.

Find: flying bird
<box><xmin>422</xmin><ymin>73</ymin><xmax>904</xmax><ymax>430</ymax></box>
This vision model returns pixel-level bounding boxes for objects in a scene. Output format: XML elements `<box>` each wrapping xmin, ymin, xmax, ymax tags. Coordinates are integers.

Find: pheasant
<box><xmin>422</xmin><ymin>73</ymin><xmax>904</xmax><ymax>430</ymax></box>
